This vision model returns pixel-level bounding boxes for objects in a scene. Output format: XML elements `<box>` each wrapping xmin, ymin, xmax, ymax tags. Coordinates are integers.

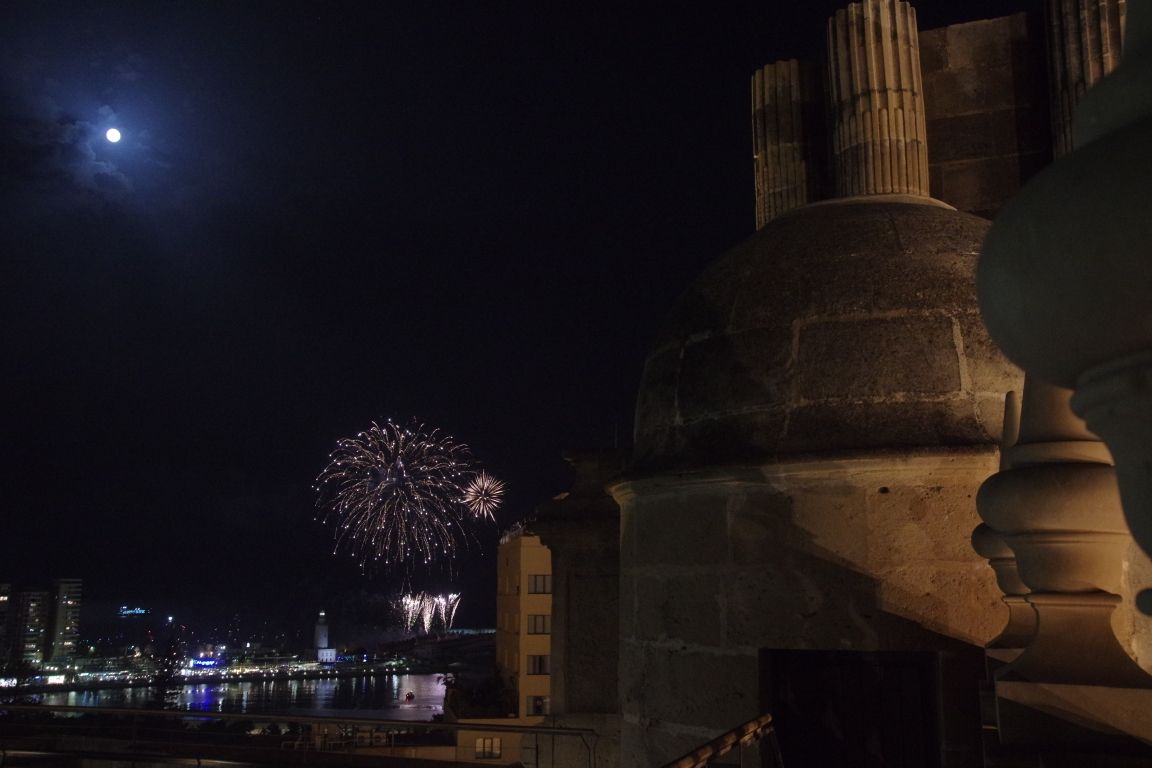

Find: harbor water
<box><xmin>35</xmin><ymin>673</ymin><xmax>446</xmax><ymax>720</ymax></box>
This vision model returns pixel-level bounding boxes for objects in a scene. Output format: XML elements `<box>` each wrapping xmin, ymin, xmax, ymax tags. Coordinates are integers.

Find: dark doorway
<box><xmin>761</xmin><ymin>649</ymin><xmax>942</xmax><ymax>768</ymax></box>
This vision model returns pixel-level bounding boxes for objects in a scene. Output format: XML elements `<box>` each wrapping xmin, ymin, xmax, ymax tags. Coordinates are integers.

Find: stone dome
<box><xmin>633</xmin><ymin>196</ymin><xmax>1021</xmax><ymax>472</ymax></box>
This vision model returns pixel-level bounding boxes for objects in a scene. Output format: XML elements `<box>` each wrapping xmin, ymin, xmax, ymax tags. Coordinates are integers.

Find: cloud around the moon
<box><xmin>1</xmin><ymin>100</ymin><xmax>133</xmax><ymax>211</ymax></box>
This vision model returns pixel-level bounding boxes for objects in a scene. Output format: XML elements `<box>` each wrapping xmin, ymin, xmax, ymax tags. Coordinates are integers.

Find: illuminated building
<box><xmin>314</xmin><ymin>609</ymin><xmax>329</xmax><ymax>649</ymax></box>
<box><xmin>0</xmin><ymin>580</ymin><xmax>84</xmax><ymax>668</ymax></box>
<box><xmin>314</xmin><ymin>610</ymin><xmax>336</xmax><ymax>663</ymax></box>
<box><xmin>14</xmin><ymin>590</ymin><xmax>48</xmax><ymax>665</ymax></box>
<box><xmin>496</xmin><ymin>527</ymin><xmax>552</xmax><ymax>720</ymax></box>
<box><xmin>455</xmin><ymin>527</ymin><xmax>553</xmax><ymax>763</ymax></box>
<box><xmin>0</xmin><ymin>583</ymin><xmax>10</xmax><ymax>667</ymax></box>
<box><xmin>49</xmin><ymin>578</ymin><xmax>82</xmax><ymax>662</ymax></box>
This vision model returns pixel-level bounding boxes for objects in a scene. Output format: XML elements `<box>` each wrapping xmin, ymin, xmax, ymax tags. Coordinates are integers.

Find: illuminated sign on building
<box><xmin>191</xmin><ymin>658</ymin><xmax>221</xmax><ymax>668</ymax></box>
<box><xmin>118</xmin><ymin>606</ymin><xmax>149</xmax><ymax>617</ymax></box>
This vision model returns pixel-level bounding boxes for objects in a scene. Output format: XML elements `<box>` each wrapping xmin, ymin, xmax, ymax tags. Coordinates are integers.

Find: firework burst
<box><xmin>394</xmin><ymin>592</ymin><xmax>463</xmax><ymax>633</ymax></box>
<box><xmin>438</xmin><ymin>593</ymin><xmax>462</xmax><ymax>627</ymax></box>
<box><xmin>462</xmin><ymin>470</ymin><xmax>505</xmax><ymax>521</ymax></box>
<box><xmin>398</xmin><ymin>594</ymin><xmax>423</xmax><ymax>632</ymax></box>
<box><xmin>315</xmin><ymin>419</ymin><xmax>493</xmax><ymax>573</ymax></box>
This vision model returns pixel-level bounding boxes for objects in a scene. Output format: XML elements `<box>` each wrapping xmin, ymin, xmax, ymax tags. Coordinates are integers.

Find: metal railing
<box><xmin>0</xmin><ymin>702</ymin><xmax>599</xmax><ymax>766</ymax></box>
<box><xmin>660</xmin><ymin>712</ymin><xmax>783</xmax><ymax>768</ymax></box>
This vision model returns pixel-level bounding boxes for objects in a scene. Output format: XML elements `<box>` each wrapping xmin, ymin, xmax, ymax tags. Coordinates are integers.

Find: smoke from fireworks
<box><xmin>462</xmin><ymin>470</ymin><xmax>505</xmax><ymax>521</ymax></box>
<box><xmin>394</xmin><ymin>592</ymin><xmax>462</xmax><ymax>633</ymax></box>
<box><xmin>314</xmin><ymin>420</ymin><xmax>499</xmax><ymax>573</ymax></box>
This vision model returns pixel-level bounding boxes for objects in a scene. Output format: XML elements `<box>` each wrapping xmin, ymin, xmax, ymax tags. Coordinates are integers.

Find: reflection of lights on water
<box><xmin>37</xmin><ymin>673</ymin><xmax>447</xmax><ymax>717</ymax></box>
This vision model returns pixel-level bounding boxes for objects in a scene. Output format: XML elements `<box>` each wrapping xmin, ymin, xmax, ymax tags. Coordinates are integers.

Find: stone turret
<box><xmin>618</xmin><ymin>2</ymin><xmax>1023</xmax><ymax>765</ymax></box>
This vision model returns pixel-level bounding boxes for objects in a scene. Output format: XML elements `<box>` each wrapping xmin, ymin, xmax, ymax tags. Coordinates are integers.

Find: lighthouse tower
<box><xmin>314</xmin><ymin>609</ymin><xmax>335</xmax><ymax>663</ymax></box>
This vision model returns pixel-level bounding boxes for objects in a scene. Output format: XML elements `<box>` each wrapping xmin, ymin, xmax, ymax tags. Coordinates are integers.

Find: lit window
<box><xmin>527</xmin><ymin>614</ymin><xmax>551</xmax><ymax>634</ymax></box>
<box><xmin>527</xmin><ymin>654</ymin><xmax>550</xmax><ymax>675</ymax></box>
<box><xmin>528</xmin><ymin>574</ymin><xmax>552</xmax><ymax>594</ymax></box>
<box><xmin>475</xmin><ymin>737</ymin><xmax>502</xmax><ymax>759</ymax></box>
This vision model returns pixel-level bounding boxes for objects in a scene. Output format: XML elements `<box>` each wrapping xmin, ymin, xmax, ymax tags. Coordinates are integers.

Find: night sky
<box><xmin>1</xmin><ymin>0</ymin><xmax>1032</xmax><ymax>640</ymax></box>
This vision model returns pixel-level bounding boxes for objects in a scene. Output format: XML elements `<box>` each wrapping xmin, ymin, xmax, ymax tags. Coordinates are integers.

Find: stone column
<box><xmin>1047</xmin><ymin>0</ymin><xmax>1127</xmax><ymax>156</ymax></box>
<box><xmin>827</xmin><ymin>0</ymin><xmax>929</xmax><ymax>197</ymax></box>
<box><xmin>751</xmin><ymin>60</ymin><xmax>824</xmax><ymax>228</ymax></box>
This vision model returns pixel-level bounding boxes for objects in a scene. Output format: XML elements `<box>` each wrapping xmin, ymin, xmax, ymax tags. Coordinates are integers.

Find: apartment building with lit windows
<box><xmin>496</xmin><ymin>527</ymin><xmax>552</xmax><ymax>720</ymax></box>
<box><xmin>456</xmin><ymin>526</ymin><xmax>552</xmax><ymax>764</ymax></box>
<box><xmin>49</xmin><ymin>578</ymin><xmax>82</xmax><ymax>662</ymax></box>
<box><xmin>0</xmin><ymin>579</ymin><xmax>83</xmax><ymax>669</ymax></box>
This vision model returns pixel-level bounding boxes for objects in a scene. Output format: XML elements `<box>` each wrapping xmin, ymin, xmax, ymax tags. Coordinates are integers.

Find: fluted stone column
<box><xmin>1047</xmin><ymin>0</ymin><xmax>1127</xmax><ymax>156</ymax></box>
<box><xmin>827</xmin><ymin>0</ymin><xmax>929</xmax><ymax>197</ymax></box>
<box><xmin>752</xmin><ymin>60</ymin><xmax>824</xmax><ymax>227</ymax></box>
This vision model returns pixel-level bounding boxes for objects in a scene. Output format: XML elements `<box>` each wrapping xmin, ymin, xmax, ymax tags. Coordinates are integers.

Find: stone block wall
<box><xmin>921</xmin><ymin>13</ymin><xmax>1051</xmax><ymax>219</ymax></box>
<box><xmin>611</xmin><ymin>451</ymin><xmax>1003</xmax><ymax>767</ymax></box>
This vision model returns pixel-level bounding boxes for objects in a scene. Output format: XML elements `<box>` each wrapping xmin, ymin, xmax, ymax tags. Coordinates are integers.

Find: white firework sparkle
<box><xmin>315</xmin><ymin>420</ymin><xmax>499</xmax><ymax>574</ymax></box>
<box><xmin>462</xmin><ymin>471</ymin><xmax>505</xmax><ymax>521</ymax></box>
<box><xmin>394</xmin><ymin>592</ymin><xmax>463</xmax><ymax>634</ymax></box>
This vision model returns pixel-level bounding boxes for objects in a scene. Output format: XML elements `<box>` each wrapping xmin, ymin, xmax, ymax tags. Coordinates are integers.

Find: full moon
<box><xmin>105</xmin><ymin>128</ymin><xmax>121</xmax><ymax>143</ymax></box>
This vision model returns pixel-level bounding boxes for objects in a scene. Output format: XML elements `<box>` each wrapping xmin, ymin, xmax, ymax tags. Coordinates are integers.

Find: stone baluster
<box><xmin>751</xmin><ymin>60</ymin><xmax>824</xmax><ymax>227</ymax></box>
<box><xmin>978</xmin><ymin>3</ymin><xmax>1152</xmax><ymax>615</ymax></box>
<box><xmin>976</xmin><ymin>379</ymin><xmax>1146</xmax><ymax>689</ymax></box>
<box><xmin>971</xmin><ymin>524</ymin><xmax>1037</xmax><ymax>671</ymax></box>
<box><xmin>827</xmin><ymin>0</ymin><xmax>929</xmax><ymax>197</ymax></box>
<box><xmin>972</xmin><ymin>392</ymin><xmax>1037</xmax><ymax>672</ymax></box>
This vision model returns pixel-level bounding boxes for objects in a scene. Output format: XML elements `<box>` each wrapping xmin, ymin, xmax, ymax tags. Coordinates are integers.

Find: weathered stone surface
<box><xmin>728</xmin><ymin>488</ymin><xmax>795</xmax><ymax>564</ymax></box>
<box><xmin>638</xmin><ymin>646</ymin><xmax>760</xmax><ymax>732</ymax></box>
<box><xmin>794</xmin><ymin>315</ymin><xmax>962</xmax><ymax>398</ymax></box>
<box><xmin>920</xmin><ymin>13</ymin><xmax>1050</xmax><ymax>218</ymax></box>
<box><xmin>633</xmin><ymin>198</ymin><xmax>1021</xmax><ymax>472</ymax></box>
<box><xmin>957</xmin><ymin>311</ymin><xmax>1024</xmax><ymax>396</ymax></box>
<box><xmin>634</xmin><ymin>573</ymin><xmax>723</xmax><ymax>645</ymax></box>
<box><xmin>1120</xmin><ymin>540</ymin><xmax>1152</xmax><ymax>672</ymax></box>
<box><xmin>677</xmin><ymin>327</ymin><xmax>790</xmax><ymax>421</ymax></box>
<box><xmin>782</xmin><ymin>398</ymin><xmax>991</xmax><ymax>453</ymax></box>
<box><xmin>935</xmin><ymin>155</ymin><xmax>1048</xmax><ymax>220</ymax></box>
<box><xmin>615</xmin><ymin>452</ymin><xmax>1005</xmax><ymax>660</ymax></box>
<box><xmin>928</xmin><ymin>109</ymin><xmax>1045</xmax><ymax>164</ymax></box>
<box><xmin>626</xmin><ymin>491</ymin><xmax>729</xmax><ymax>566</ymax></box>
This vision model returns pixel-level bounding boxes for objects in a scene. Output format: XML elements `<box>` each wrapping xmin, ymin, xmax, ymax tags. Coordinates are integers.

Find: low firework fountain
<box><xmin>394</xmin><ymin>592</ymin><xmax>463</xmax><ymax>634</ymax></box>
